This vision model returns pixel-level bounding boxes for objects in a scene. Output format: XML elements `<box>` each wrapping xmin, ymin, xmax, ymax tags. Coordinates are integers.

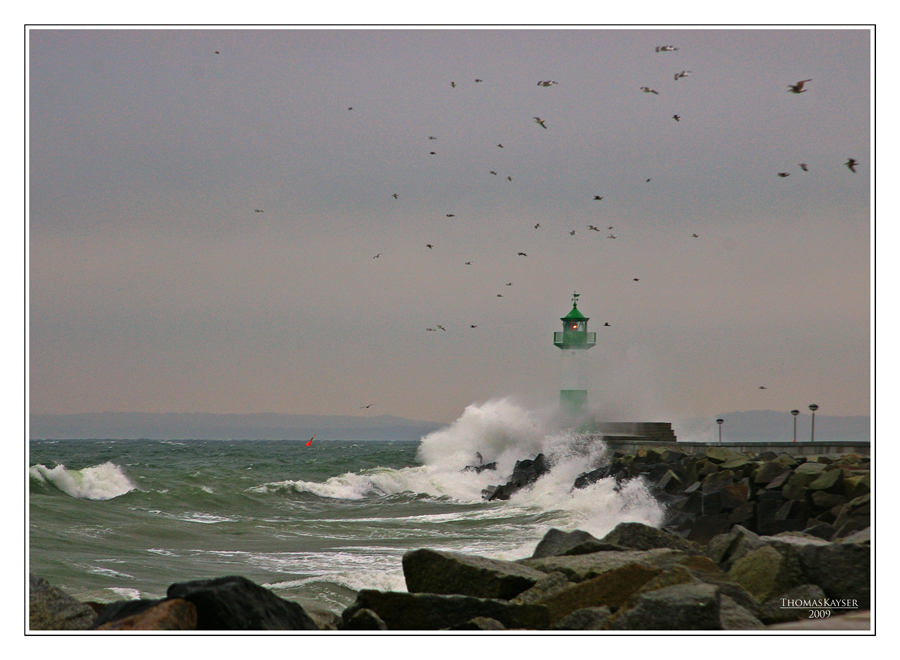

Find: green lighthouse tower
<box><xmin>553</xmin><ymin>293</ymin><xmax>597</xmax><ymax>419</ymax></box>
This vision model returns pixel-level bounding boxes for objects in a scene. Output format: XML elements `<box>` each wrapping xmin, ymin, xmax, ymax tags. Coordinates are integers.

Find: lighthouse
<box><xmin>553</xmin><ymin>293</ymin><xmax>596</xmax><ymax>420</ymax></box>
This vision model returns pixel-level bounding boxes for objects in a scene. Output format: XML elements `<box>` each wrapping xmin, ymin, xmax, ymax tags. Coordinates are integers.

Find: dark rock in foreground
<box><xmin>29</xmin><ymin>574</ymin><xmax>96</xmax><ymax>631</ymax></box>
<box><xmin>167</xmin><ymin>575</ymin><xmax>319</xmax><ymax>630</ymax></box>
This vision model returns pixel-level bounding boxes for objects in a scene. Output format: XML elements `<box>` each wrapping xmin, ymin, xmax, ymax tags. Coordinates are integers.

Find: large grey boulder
<box><xmin>167</xmin><ymin>575</ymin><xmax>318</xmax><ymax>630</ymax></box>
<box><xmin>29</xmin><ymin>575</ymin><xmax>96</xmax><ymax>631</ymax></box>
<box><xmin>520</xmin><ymin>548</ymin><xmax>687</xmax><ymax>583</ymax></box>
<box><xmin>530</xmin><ymin>528</ymin><xmax>624</xmax><ymax>558</ymax></box>
<box><xmin>727</xmin><ymin>545</ymin><xmax>805</xmax><ymax>603</ymax></box>
<box><xmin>608</xmin><ymin>582</ymin><xmax>722</xmax><ymax>630</ymax></box>
<box><xmin>792</xmin><ymin>542</ymin><xmax>870</xmax><ymax>609</ymax></box>
<box><xmin>757</xmin><ymin>584</ymin><xmax>828</xmax><ymax>624</ymax></box>
<box><xmin>403</xmin><ymin>548</ymin><xmax>547</xmax><ymax>600</ymax></box>
<box><xmin>340</xmin><ymin>590</ymin><xmax>549</xmax><ymax>630</ymax></box>
<box><xmin>599</xmin><ymin>521</ymin><xmax>702</xmax><ymax>553</ymax></box>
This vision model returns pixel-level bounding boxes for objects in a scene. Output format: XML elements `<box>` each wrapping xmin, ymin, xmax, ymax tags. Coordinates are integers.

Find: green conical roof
<box><xmin>562</xmin><ymin>305</ymin><xmax>587</xmax><ymax>320</ymax></box>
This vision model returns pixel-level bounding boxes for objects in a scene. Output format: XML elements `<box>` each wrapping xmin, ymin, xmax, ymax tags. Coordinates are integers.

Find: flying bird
<box><xmin>692</xmin><ymin>234</ymin><xmax>699</xmax><ymax>238</ymax></box>
<box><xmin>490</xmin><ymin>171</ymin><xmax>498</xmax><ymax>175</ymax></box>
<box><xmin>446</xmin><ymin>214</ymin><xmax>455</xmax><ymax>217</ymax></box>
<box><xmin>593</xmin><ymin>196</ymin><xmax>604</xmax><ymax>201</ymax></box>
<box><xmin>537</xmin><ymin>80</ymin><xmax>558</xmax><ymax>87</ymax></box>
<box><xmin>569</xmin><ymin>230</ymin><xmax>577</xmax><ymax>236</ymax></box>
<box><xmin>603</xmin><ymin>322</ymin><xmax>611</xmax><ymax>327</ymax></box>
<box><xmin>214</xmin><ymin>51</ymin><xmax>220</xmax><ymax>55</ymax></box>
<box><xmin>429</xmin><ymin>151</ymin><xmax>436</xmax><ymax>155</ymax></box>
<box><xmin>758</xmin><ymin>386</ymin><xmax>767</xmax><ymax>390</ymax></box>
<box><xmin>534</xmin><ymin>223</ymin><xmax>541</xmax><ymax>229</ymax></box>
<box><xmin>428</xmin><ymin>136</ymin><xmax>437</xmax><ymax>140</ymax></box>
<box><xmin>475</xmin><ymin>78</ymin><xmax>483</xmax><ymax>82</ymax></box>
<box><xmin>656</xmin><ymin>45</ymin><xmax>678</xmax><ymax>52</ymax></box>
<box><xmin>254</xmin><ymin>209</ymin><xmax>264</xmax><ymax>213</ymax></box>
<box><xmin>470</xmin><ymin>325</ymin><xmax>477</xmax><ymax>328</ymax></box>
<box><xmin>451</xmin><ymin>81</ymin><xmax>456</xmax><ymax>88</ymax></box>
<box><xmin>845</xmin><ymin>158</ymin><xmax>858</xmax><ymax>173</ymax></box>
<box><xmin>464</xmin><ymin>261</ymin><xmax>473</xmax><ymax>265</ymax></box>
<box><xmin>673</xmin><ymin>114</ymin><xmax>681</xmax><ymax>122</ymax></box>
<box><xmin>426</xmin><ymin>244</ymin><xmax>433</xmax><ymax>249</ymax></box>
<box><xmin>588</xmin><ymin>225</ymin><xmax>600</xmax><ymax>231</ymax></box>
<box><xmin>360</xmin><ymin>404</ymin><xmax>375</xmax><ymax>409</ymax></box>
<box><xmin>348</xmin><ymin>107</ymin><xmax>353</xmax><ymax>111</ymax></box>
<box><xmin>437</xmin><ymin>325</ymin><xmax>446</xmax><ymax>331</ymax></box>
<box><xmin>788</xmin><ymin>79</ymin><xmax>812</xmax><ymax>94</ymax></box>
<box><xmin>645</xmin><ymin>178</ymin><xmax>652</xmax><ymax>182</ymax></box>
<box><xmin>497</xmin><ymin>144</ymin><xmax>504</xmax><ymax>148</ymax></box>
<box><xmin>607</xmin><ymin>234</ymin><xmax>617</xmax><ymax>239</ymax></box>
<box><xmin>497</xmin><ymin>294</ymin><xmax>503</xmax><ymax>297</ymax></box>
<box><xmin>777</xmin><ymin>172</ymin><xmax>790</xmax><ymax>178</ymax></box>
<box><xmin>392</xmin><ymin>193</ymin><xmax>399</xmax><ymax>199</ymax></box>
<box><xmin>373</xmin><ymin>253</ymin><xmax>382</xmax><ymax>259</ymax></box>
<box><xmin>534</xmin><ymin>117</ymin><xmax>548</xmax><ymax>129</ymax></box>
<box><xmin>799</xmin><ymin>163</ymin><xmax>809</xmax><ymax>172</ymax></box>
<box><xmin>674</xmin><ymin>70</ymin><xmax>691</xmax><ymax>81</ymax></box>
<box><xmin>640</xmin><ymin>86</ymin><xmax>660</xmax><ymax>95</ymax></box>
<box><xmin>507</xmin><ymin>176</ymin><xmax>513</xmax><ymax>182</ymax></box>
<box><xmin>506</xmin><ymin>282</ymin><xmax>513</xmax><ymax>287</ymax></box>
<box><xmin>633</xmin><ymin>278</ymin><xmax>640</xmax><ymax>282</ymax></box>
<box><xmin>518</xmin><ymin>252</ymin><xmax>528</xmax><ymax>256</ymax></box>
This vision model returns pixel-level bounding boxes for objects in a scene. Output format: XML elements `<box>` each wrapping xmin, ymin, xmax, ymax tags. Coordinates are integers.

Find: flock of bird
<box><xmin>219</xmin><ymin>42</ymin><xmax>862</xmax><ymax>409</ymax></box>
<box><xmin>348</xmin><ymin>45</ymin><xmax>861</xmax><ymax>356</ymax></box>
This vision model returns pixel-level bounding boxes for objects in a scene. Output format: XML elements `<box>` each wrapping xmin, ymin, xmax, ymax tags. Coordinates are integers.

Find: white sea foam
<box><xmin>29</xmin><ymin>461</ymin><xmax>137</xmax><ymax>500</ymax></box>
<box><xmin>264</xmin><ymin>398</ymin><xmax>666</xmax><ymax>540</ymax></box>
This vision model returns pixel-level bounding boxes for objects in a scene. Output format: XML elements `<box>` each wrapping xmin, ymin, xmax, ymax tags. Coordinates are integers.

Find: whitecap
<box><xmin>29</xmin><ymin>462</ymin><xmax>137</xmax><ymax>500</ymax></box>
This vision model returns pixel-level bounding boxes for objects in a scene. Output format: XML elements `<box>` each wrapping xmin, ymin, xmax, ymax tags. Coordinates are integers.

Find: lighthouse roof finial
<box><xmin>572</xmin><ymin>292</ymin><xmax>580</xmax><ymax>307</ymax></box>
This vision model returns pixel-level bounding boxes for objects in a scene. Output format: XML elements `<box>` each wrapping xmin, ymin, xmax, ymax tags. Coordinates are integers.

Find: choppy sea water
<box><xmin>29</xmin><ymin>400</ymin><xmax>664</xmax><ymax>615</ymax></box>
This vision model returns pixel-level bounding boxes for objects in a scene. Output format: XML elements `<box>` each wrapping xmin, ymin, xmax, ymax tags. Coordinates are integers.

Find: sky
<box><xmin>27</xmin><ymin>27</ymin><xmax>872</xmax><ymax>425</ymax></box>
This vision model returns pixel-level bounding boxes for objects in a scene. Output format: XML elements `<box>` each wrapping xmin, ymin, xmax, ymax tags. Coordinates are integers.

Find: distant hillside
<box><xmin>674</xmin><ymin>410</ymin><xmax>870</xmax><ymax>444</ymax></box>
<box><xmin>29</xmin><ymin>412</ymin><xmax>445</xmax><ymax>441</ymax></box>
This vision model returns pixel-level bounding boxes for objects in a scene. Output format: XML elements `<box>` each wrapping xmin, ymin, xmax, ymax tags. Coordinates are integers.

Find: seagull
<box><xmin>534</xmin><ymin>223</ymin><xmax>541</xmax><ymax>229</ymax></box>
<box><xmin>426</xmin><ymin>328</ymin><xmax>435</xmax><ymax>331</ymax></box>
<box><xmin>534</xmin><ymin>117</ymin><xmax>548</xmax><ymax>129</ymax></box>
<box><xmin>426</xmin><ymin>244</ymin><xmax>433</xmax><ymax>249</ymax></box>
<box><xmin>570</xmin><ymin>230</ymin><xmax>577</xmax><ymax>236</ymax></box>
<box><xmin>645</xmin><ymin>178</ymin><xmax>652</xmax><ymax>183</ymax></box>
<box><xmin>497</xmin><ymin>144</ymin><xmax>504</xmax><ymax>148</ymax></box>
<box><xmin>470</xmin><ymin>325</ymin><xmax>477</xmax><ymax>328</ymax></box>
<box><xmin>446</xmin><ymin>214</ymin><xmax>455</xmax><ymax>217</ymax></box>
<box><xmin>593</xmin><ymin>196</ymin><xmax>604</xmax><ymax>200</ymax></box>
<box><xmin>360</xmin><ymin>404</ymin><xmax>375</xmax><ymax>409</ymax></box>
<box><xmin>674</xmin><ymin>70</ymin><xmax>691</xmax><ymax>81</ymax></box>
<box><xmin>758</xmin><ymin>386</ymin><xmax>767</xmax><ymax>390</ymax></box>
<box><xmin>254</xmin><ymin>209</ymin><xmax>264</xmax><ymax>213</ymax></box>
<box><xmin>640</xmin><ymin>87</ymin><xmax>660</xmax><ymax>95</ymax></box>
<box><xmin>777</xmin><ymin>172</ymin><xmax>790</xmax><ymax>178</ymax></box>
<box><xmin>608</xmin><ymin>226</ymin><xmax>614</xmax><ymax>230</ymax></box>
<box><xmin>348</xmin><ymin>107</ymin><xmax>353</xmax><ymax>111</ymax></box>
<box><xmin>799</xmin><ymin>163</ymin><xmax>809</xmax><ymax>172</ymax></box>
<box><xmin>673</xmin><ymin>114</ymin><xmax>681</xmax><ymax>122</ymax></box>
<box><xmin>507</xmin><ymin>176</ymin><xmax>513</xmax><ymax>182</ymax></box>
<box><xmin>692</xmin><ymin>234</ymin><xmax>699</xmax><ymax>238</ymax></box>
<box><xmin>607</xmin><ymin>234</ymin><xmax>617</xmax><ymax>239</ymax></box>
<box><xmin>373</xmin><ymin>253</ymin><xmax>382</xmax><ymax>259</ymax></box>
<box><xmin>497</xmin><ymin>294</ymin><xmax>503</xmax><ymax>297</ymax></box>
<box><xmin>215</xmin><ymin>51</ymin><xmax>220</xmax><ymax>54</ymax></box>
<box><xmin>475</xmin><ymin>78</ymin><xmax>483</xmax><ymax>82</ymax></box>
<box><xmin>537</xmin><ymin>80</ymin><xmax>558</xmax><ymax>87</ymax></box>
<box><xmin>845</xmin><ymin>158</ymin><xmax>858</xmax><ymax>173</ymax></box>
<box><xmin>451</xmin><ymin>81</ymin><xmax>456</xmax><ymax>88</ymax></box>
<box><xmin>429</xmin><ymin>151</ymin><xmax>436</xmax><ymax>155</ymax></box>
<box><xmin>490</xmin><ymin>171</ymin><xmax>497</xmax><ymax>175</ymax></box>
<box><xmin>788</xmin><ymin>79</ymin><xmax>812</xmax><ymax>94</ymax></box>
<box><xmin>656</xmin><ymin>45</ymin><xmax>678</xmax><ymax>52</ymax></box>
<box><xmin>437</xmin><ymin>325</ymin><xmax>446</xmax><ymax>331</ymax></box>
<box><xmin>506</xmin><ymin>282</ymin><xmax>513</xmax><ymax>286</ymax></box>
<box><xmin>603</xmin><ymin>322</ymin><xmax>611</xmax><ymax>327</ymax></box>
<box><xmin>428</xmin><ymin>136</ymin><xmax>437</xmax><ymax>140</ymax></box>
<box><xmin>633</xmin><ymin>278</ymin><xmax>640</xmax><ymax>282</ymax></box>
<box><xmin>588</xmin><ymin>225</ymin><xmax>600</xmax><ymax>231</ymax></box>
<box><xmin>392</xmin><ymin>193</ymin><xmax>399</xmax><ymax>199</ymax></box>
<box><xmin>518</xmin><ymin>252</ymin><xmax>528</xmax><ymax>256</ymax></box>
<box><xmin>465</xmin><ymin>261</ymin><xmax>473</xmax><ymax>265</ymax></box>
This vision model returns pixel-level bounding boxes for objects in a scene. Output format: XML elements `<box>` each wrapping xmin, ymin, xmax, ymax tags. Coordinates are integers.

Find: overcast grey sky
<box><xmin>28</xmin><ymin>27</ymin><xmax>871</xmax><ymax>424</ymax></box>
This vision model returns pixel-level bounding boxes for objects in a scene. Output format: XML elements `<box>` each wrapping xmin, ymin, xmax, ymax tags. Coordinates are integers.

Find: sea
<box><xmin>28</xmin><ymin>400</ymin><xmax>665</xmax><ymax>617</ymax></box>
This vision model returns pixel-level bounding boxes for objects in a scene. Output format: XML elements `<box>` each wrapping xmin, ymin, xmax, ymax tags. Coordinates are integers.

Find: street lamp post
<box><xmin>808</xmin><ymin>404</ymin><xmax>819</xmax><ymax>442</ymax></box>
<box><xmin>716</xmin><ymin>418</ymin><xmax>723</xmax><ymax>444</ymax></box>
<box><xmin>791</xmin><ymin>410</ymin><xmax>799</xmax><ymax>443</ymax></box>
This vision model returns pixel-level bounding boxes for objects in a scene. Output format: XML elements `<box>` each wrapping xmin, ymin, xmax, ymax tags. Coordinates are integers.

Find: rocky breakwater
<box><xmin>31</xmin><ymin>520</ymin><xmax>870</xmax><ymax>631</ymax></box>
<box><xmin>573</xmin><ymin>446</ymin><xmax>870</xmax><ymax>545</ymax></box>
